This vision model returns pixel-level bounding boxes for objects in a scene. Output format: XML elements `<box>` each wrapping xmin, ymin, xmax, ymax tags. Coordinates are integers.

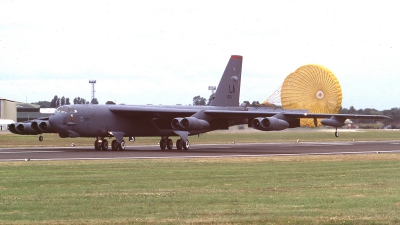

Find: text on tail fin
<box><xmin>210</xmin><ymin>55</ymin><xmax>243</xmax><ymax>107</ymax></box>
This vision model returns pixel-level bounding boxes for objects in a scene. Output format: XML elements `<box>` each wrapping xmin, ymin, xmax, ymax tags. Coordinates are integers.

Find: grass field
<box><xmin>1</xmin><ymin>155</ymin><xmax>400</xmax><ymax>224</ymax></box>
<box><xmin>1</xmin><ymin>129</ymin><xmax>400</xmax><ymax>224</ymax></box>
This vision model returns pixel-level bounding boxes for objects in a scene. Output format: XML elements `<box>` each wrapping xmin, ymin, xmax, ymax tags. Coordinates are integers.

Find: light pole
<box><xmin>89</xmin><ymin>80</ymin><xmax>96</xmax><ymax>101</ymax></box>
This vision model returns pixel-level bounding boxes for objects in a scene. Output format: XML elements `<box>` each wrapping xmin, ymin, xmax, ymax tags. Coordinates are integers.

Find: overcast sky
<box><xmin>1</xmin><ymin>1</ymin><xmax>399</xmax><ymax>110</ymax></box>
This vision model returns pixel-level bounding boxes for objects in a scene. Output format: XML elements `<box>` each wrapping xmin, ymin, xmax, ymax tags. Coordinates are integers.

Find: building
<box><xmin>0</xmin><ymin>98</ymin><xmax>17</xmax><ymax>130</ymax></box>
<box><xmin>0</xmin><ymin>98</ymin><xmax>55</xmax><ymax>130</ymax></box>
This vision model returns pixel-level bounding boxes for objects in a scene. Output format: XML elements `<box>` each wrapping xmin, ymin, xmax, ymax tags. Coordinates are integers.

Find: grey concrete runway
<box><xmin>1</xmin><ymin>140</ymin><xmax>400</xmax><ymax>162</ymax></box>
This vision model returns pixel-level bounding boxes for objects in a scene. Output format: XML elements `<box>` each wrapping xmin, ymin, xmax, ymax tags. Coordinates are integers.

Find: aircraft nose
<box><xmin>49</xmin><ymin>114</ymin><xmax>64</xmax><ymax>131</ymax></box>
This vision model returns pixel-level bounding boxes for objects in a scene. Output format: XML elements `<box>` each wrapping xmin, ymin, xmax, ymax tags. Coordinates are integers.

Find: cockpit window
<box><xmin>55</xmin><ymin>106</ymin><xmax>77</xmax><ymax>114</ymax></box>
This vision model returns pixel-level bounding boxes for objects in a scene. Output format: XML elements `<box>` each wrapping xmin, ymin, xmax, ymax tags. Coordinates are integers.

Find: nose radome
<box><xmin>49</xmin><ymin>114</ymin><xmax>62</xmax><ymax>131</ymax></box>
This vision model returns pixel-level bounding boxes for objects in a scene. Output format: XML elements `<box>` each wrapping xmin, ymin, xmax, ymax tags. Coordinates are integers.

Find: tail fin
<box><xmin>210</xmin><ymin>55</ymin><xmax>243</xmax><ymax>107</ymax></box>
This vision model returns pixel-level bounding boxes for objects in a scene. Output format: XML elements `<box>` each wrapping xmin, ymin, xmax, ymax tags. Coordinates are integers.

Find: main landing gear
<box><xmin>94</xmin><ymin>138</ymin><xmax>125</xmax><ymax>151</ymax></box>
<box><xmin>159</xmin><ymin>136</ymin><xmax>189</xmax><ymax>150</ymax></box>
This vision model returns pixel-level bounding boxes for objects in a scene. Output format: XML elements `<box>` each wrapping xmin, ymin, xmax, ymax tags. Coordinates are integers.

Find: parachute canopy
<box><xmin>263</xmin><ymin>64</ymin><xmax>342</xmax><ymax>127</ymax></box>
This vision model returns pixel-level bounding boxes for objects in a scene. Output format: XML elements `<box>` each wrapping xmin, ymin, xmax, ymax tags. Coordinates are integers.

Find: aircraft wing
<box><xmin>108</xmin><ymin>105</ymin><xmax>199</xmax><ymax>119</ymax></box>
<box><xmin>203</xmin><ymin>110</ymin><xmax>390</xmax><ymax>120</ymax></box>
<box><xmin>109</xmin><ymin>105</ymin><xmax>390</xmax><ymax>121</ymax></box>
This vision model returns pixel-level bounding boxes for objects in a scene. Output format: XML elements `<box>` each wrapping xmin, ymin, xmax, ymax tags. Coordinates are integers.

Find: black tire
<box><xmin>94</xmin><ymin>140</ymin><xmax>101</xmax><ymax>150</ymax></box>
<box><xmin>111</xmin><ymin>140</ymin><xmax>118</xmax><ymax>151</ymax></box>
<box><xmin>101</xmin><ymin>139</ymin><xmax>108</xmax><ymax>150</ymax></box>
<box><xmin>335</xmin><ymin>131</ymin><xmax>339</xmax><ymax>137</ymax></box>
<box><xmin>176</xmin><ymin>139</ymin><xmax>183</xmax><ymax>150</ymax></box>
<box><xmin>167</xmin><ymin>139</ymin><xmax>173</xmax><ymax>150</ymax></box>
<box><xmin>160</xmin><ymin>139</ymin><xmax>166</xmax><ymax>150</ymax></box>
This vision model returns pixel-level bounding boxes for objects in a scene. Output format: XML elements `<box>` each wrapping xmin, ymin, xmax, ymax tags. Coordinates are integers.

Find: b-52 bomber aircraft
<box><xmin>9</xmin><ymin>55</ymin><xmax>390</xmax><ymax>150</ymax></box>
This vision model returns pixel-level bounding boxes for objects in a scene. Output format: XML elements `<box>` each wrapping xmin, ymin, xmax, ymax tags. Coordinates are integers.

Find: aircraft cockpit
<box><xmin>55</xmin><ymin>106</ymin><xmax>77</xmax><ymax>114</ymax></box>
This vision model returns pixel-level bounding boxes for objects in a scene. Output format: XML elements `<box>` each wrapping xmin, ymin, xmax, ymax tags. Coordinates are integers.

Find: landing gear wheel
<box><xmin>101</xmin><ymin>139</ymin><xmax>109</xmax><ymax>150</ymax></box>
<box><xmin>94</xmin><ymin>140</ymin><xmax>102</xmax><ymax>151</ymax></box>
<box><xmin>167</xmin><ymin>139</ymin><xmax>173</xmax><ymax>150</ymax></box>
<box><xmin>183</xmin><ymin>140</ymin><xmax>190</xmax><ymax>150</ymax></box>
<box><xmin>118</xmin><ymin>140</ymin><xmax>126</xmax><ymax>151</ymax></box>
<box><xmin>111</xmin><ymin>140</ymin><xmax>118</xmax><ymax>151</ymax></box>
<box><xmin>176</xmin><ymin>139</ymin><xmax>183</xmax><ymax>150</ymax></box>
<box><xmin>160</xmin><ymin>138</ymin><xmax>167</xmax><ymax>150</ymax></box>
<box><xmin>335</xmin><ymin>130</ymin><xmax>339</xmax><ymax>138</ymax></box>
<box><xmin>39</xmin><ymin>135</ymin><xmax>43</xmax><ymax>142</ymax></box>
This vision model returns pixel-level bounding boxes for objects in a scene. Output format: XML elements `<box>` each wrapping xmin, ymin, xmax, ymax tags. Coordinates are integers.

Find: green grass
<box><xmin>1</xmin><ymin>155</ymin><xmax>400</xmax><ymax>224</ymax></box>
<box><xmin>1</xmin><ymin>128</ymin><xmax>400</xmax><ymax>148</ymax></box>
<box><xmin>2</xmin><ymin>129</ymin><xmax>400</xmax><ymax>224</ymax></box>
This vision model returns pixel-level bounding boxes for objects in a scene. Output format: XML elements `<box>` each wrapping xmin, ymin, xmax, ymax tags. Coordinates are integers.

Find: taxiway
<box><xmin>1</xmin><ymin>140</ymin><xmax>400</xmax><ymax>162</ymax></box>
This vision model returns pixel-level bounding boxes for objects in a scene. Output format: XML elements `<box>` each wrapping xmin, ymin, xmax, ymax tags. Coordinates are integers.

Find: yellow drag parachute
<box><xmin>263</xmin><ymin>65</ymin><xmax>342</xmax><ymax>127</ymax></box>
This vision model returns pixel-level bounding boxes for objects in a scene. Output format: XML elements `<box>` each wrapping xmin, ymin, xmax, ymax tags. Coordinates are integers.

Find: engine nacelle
<box><xmin>321</xmin><ymin>116</ymin><xmax>346</xmax><ymax>127</ymax></box>
<box><xmin>251</xmin><ymin>117</ymin><xmax>289</xmax><ymax>131</ymax></box>
<box><xmin>171</xmin><ymin>117</ymin><xmax>184</xmax><ymax>130</ymax></box>
<box><xmin>39</xmin><ymin>121</ymin><xmax>54</xmax><ymax>132</ymax></box>
<box><xmin>171</xmin><ymin>117</ymin><xmax>210</xmax><ymax>131</ymax></box>
<box><xmin>15</xmin><ymin>122</ymin><xmax>42</xmax><ymax>135</ymax></box>
<box><xmin>31</xmin><ymin>120</ymin><xmax>55</xmax><ymax>133</ymax></box>
<box><xmin>8</xmin><ymin>123</ymin><xmax>19</xmax><ymax>134</ymax></box>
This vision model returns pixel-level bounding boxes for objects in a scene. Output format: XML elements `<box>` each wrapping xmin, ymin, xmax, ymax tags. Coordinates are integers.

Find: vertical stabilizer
<box><xmin>210</xmin><ymin>55</ymin><xmax>243</xmax><ymax>107</ymax></box>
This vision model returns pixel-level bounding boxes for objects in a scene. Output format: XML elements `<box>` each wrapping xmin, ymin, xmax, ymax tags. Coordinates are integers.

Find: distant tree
<box><xmin>383</xmin><ymin>107</ymin><xmax>400</xmax><ymax>122</ymax></box>
<box><xmin>91</xmin><ymin>98</ymin><xmax>99</xmax><ymax>104</ymax></box>
<box><xmin>339</xmin><ymin>107</ymin><xmax>349</xmax><ymax>114</ymax></box>
<box><xmin>73</xmin><ymin>97</ymin><xmax>79</xmax><ymax>104</ymax></box>
<box><xmin>31</xmin><ymin>101</ymin><xmax>51</xmax><ymax>108</ymax></box>
<box><xmin>66</xmin><ymin>98</ymin><xmax>70</xmax><ymax>105</ymax></box>
<box><xmin>242</xmin><ymin>101</ymin><xmax>251</xmax><ymax>107</ymax></box>
<box><xmin>207</xmin><ymin>94</ymin><xmax>214</xmax><ymax>105</ymax></box>
<box><xmin>50</xmin><ymin>95</ymin><xmax>58</xmax><ymax>108</ymax></box>
<box><xmin>73</xmin><ymin>97</ymin><xmax>87</xmax><ymax>104</ymax></box>
<box><xmin>251</xmin><ymin>101</ymin><xmax>260</xmax><ymax>106</ymax></box>
<box><xmin>193</xmin><ymin>95</ymin><xmax>207</xmax><ymax>106</ymax></box>
<box><xmin>106</xmin><ymin>101</ymin><xmax>116</xmax><ymax>105</ymax></box>
<box><xmin>60</xmin><ymin>96</ymin><xmax>66</xmax><ymax>106</ymax></box>
<box><xmin>348</xmin><ymin>106</ymin><xmax>356</xmax><ymax>114</ymax></box>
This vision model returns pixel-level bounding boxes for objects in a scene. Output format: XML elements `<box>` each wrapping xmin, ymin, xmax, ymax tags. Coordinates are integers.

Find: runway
<box><xmin>1</xmin><ymin>140</ymin><xmax>400</xmax><ymax>162</ymax></box>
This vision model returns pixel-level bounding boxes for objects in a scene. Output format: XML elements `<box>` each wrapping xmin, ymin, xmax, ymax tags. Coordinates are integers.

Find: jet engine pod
<box><xmin>31</xmin><ymin>120</ymin><xmax>54</xmax><ymax>133</ymax></box>
<box><xmin>16</xmin><ymin>122</ymin><xmax>42</xmax><ymax>135</ymax></box>
<box><xmin>171</xmin><ymin>117</ymin><xmax>210</xmax><ymax>130</ymax></box>
<box><xmin>8</xmin><ymin>123</ymin><xmax>19</xmax><ymax>134</ymax></box>
<box><xmin>38</xmin><ymin>121</ymin><xmax>54</xmax><ymax>132</ymax></box>
<box><xmin>180</xmin><ymin>117</ymin><xmax>210</xmax><ymax>130</ymax></box>
<box><xmin>321</xmin><ymin>116</ymin><xmax>346</xmax><ymax>127</ymax></box>
<box><xmin>171</xmin><ymin>117</ymin><xmax>184</xmax><ymax>129</ymax></box>
<box><xmin>251</xmin><ymin>117</ymin><xmax>289</xmax><ymax>131</ymax></box>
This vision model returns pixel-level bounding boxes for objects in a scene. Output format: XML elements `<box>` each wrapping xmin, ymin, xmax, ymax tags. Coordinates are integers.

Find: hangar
<box><xmin>0</xmin><ymin>98</ymin><xmax>17</xmax><ymax>130</ymax></box>
<box><xmin>0</xmin><ymin>98</ymin><xmax>54</xmax><ymax>130</ymax></box>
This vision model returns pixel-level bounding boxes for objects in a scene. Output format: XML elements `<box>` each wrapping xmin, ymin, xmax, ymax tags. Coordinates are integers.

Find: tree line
<box><xmin>32</xmin><ymin>96</ymin><xmax>116</xmax><ymax>108</ymax></box>
<box><xmin>340</xmin><ymin>106</ymin><xmax>400</xmax><ymax>122</ymax></box>
<box><xmin>193</xmin><ymin>95</ymin><xmax>262</xmax><ymax>107</ymax></box>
